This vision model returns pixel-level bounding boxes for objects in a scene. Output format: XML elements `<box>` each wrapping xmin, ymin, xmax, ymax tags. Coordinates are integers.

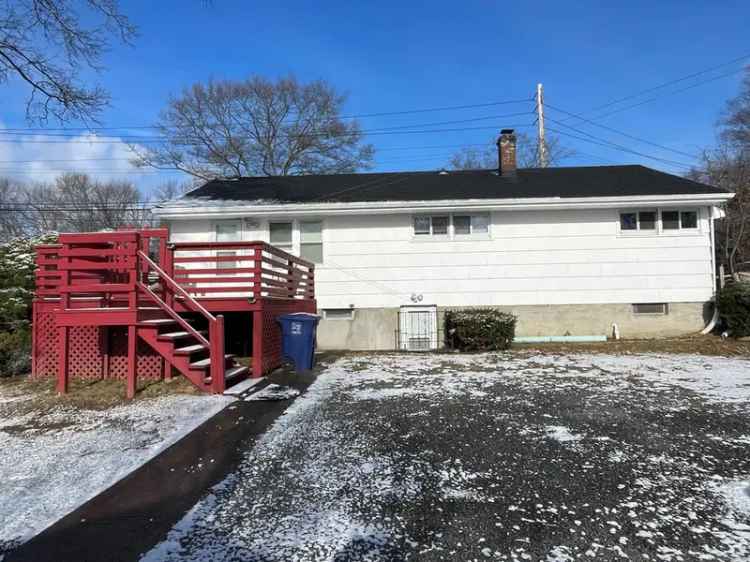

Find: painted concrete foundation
<box><xmin>315</xmin><ymin>302</ymin><xmax>712</xmax><ymax>351</ymax></box>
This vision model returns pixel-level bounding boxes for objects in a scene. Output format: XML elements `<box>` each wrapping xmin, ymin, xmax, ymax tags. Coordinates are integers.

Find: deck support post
<box><xmin>209</xmin><ymin>315</ymin><xmax>225</xmax><ymax>394</ymax></box>
<box><xmin>252</xmin><ymin>310</ymin><xmax>263</xmax><ymax>378</ymax></box>
<box><xmin>127</xmin><ymin>325</ymin><xmax>137</xmax><ymax>399</ymax></box>
<box><xmin>56</xmin><ymin>326</ymin><xmax>69</xmax><ymax>394</ymax></box>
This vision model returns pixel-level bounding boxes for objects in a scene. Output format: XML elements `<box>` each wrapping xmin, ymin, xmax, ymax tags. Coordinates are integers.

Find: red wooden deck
<box><xmin>32</xmin><ymin>228</ymin><xmax>316</xmax><ymax>397</ymax></box>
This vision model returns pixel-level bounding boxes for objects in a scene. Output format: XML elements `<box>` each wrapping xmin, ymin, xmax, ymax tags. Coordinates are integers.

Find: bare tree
<box><xmin>687</xmin><ymin>66</ymin><xmax>750</xmax><ymax>278</ymax></box>
<box><xmin>133</xmin><ymin>76</ymin><xmax>375</xmax><ymax>180</ymax></box>
<box><xmin>152</xmin><ymin>179</ymin><xmax>199</xmax><ymax>203</ymax></box>
<box><xmin>19</xmin><ymin>173</ymin><xmax>149</xmax><ymax>234</ymax></box>
<box><xmin>721</xmin><ymin>67</ymin><xmax>750</xmax><ymax>149</ymax></box>
<box><xmin>0</xmin><ymin>0</ymin><xmax>136</xmax><ymax>123</ymax></box>
<box><xmin>448</xmin><ymin>132</ymin><xmax>574</xmax><ymax>170</ymax></box>
<box><xmin>689</xmin><ymin>147</ymin><xmax>749</xmax><ymax>277</ymax></box>
<box><xmin>0</xmin><ymin>178</ymin><xmax>26</xmax><ymax>240</ymax></box>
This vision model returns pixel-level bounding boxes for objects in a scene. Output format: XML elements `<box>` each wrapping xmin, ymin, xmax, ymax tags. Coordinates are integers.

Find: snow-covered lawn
<box><xmin>0</xmin><ymin>384</ymin><xmax>233</xmax><ymax>554</ymax></box>
<box><xmin>142</xmin><ymin>352</ymin><xmax>750</xmax><ymax>562</ymax></box>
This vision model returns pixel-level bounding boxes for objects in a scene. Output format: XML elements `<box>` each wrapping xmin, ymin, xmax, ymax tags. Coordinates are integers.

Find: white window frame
<box><xmin>618</xmin><ymin>208</ymin><xmax>702</xmax><ymax>236</ymax></box>
<box><xmin>412</xmin><ymin>213</ymin><xmax>491</xmax><ymax>240</ymax></box>
<box><xmin>300</xmin><ymin>220</ymin><xmax>324</xmax><ymax>264</ymax></box>
<box><xmin>269</xmin><ymin>221</ymin><xmax>294</xmax><ymax>252</ymax></box>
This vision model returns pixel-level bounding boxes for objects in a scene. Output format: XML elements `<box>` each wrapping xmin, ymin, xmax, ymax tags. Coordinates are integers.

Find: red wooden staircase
<box><xmin>31</xmin><ymin>228</ymin><xmax>316</xmax><ymax>398</ymax></box>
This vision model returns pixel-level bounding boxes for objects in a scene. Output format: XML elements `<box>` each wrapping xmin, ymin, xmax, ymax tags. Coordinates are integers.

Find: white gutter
<box><xmin>153</xmin><ymin>192</ymin><xmax>734</xmax><ymax>219</ymax></box>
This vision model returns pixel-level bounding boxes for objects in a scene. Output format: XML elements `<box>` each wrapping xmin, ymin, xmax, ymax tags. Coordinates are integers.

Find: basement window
<box><xmin>323</xmin><ymin>308</ymin><xmax>354</xmax><ymax>320</ymax></box>
<box><xmin>632</xmin><ymin>303</ymin><xmax>669</xmax><ymax>315</ymax></box>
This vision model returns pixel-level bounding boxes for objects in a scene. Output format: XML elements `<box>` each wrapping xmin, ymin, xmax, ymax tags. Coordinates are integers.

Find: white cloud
<box><xmin>0</xmin><ymin>124</ymin><xmax>187</xmax><ymax>193</ymax></box>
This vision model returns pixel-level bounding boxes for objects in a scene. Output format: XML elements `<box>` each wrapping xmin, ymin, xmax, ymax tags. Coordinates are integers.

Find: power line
<box><xmin>546</xmin><ymin>125</ymin><xmax>694</xmax><ymax>171</ymax></box>
<box><xmin>0</xmin><ymin>112</ymin><xmax>533</xmax><ymax>141</ymax></box>
<box><xmin>563</xmin><ymin>52</ymin><xmax>750</xmax><ymax>122</ymax></box>
<box><xmin>0</xmin><ymin>97</ymin><xmax>534</xmax><ymax>134</ymax></box>
<box><xmin>0</xmin><ymin>123</ymin><xmax>534</xmax><ymax>144</ymax></box>
<box><xmin>589</xmin><ymin>66</ymin><xmax>747</xmax><ymax>122</ymax></box>
<box><xmin>545</xmin><ymin>102</ymin><xmax>700</xmax><ymax>160</ymax></box>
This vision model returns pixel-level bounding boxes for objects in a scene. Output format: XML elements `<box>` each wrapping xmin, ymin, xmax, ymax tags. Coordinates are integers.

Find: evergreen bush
<box><xmin>718</xmin><ymin>282</ymin><xmax>750</xmax><ymax>337</ymax></box>
<box><xmin>445</xmin><ymin>308</ymin><xmax>517</xmax><ymax>351</ymax></box>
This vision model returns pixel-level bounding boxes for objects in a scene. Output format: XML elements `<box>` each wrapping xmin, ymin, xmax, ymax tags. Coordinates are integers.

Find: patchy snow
<box><xmin>245</xmin><ymin>383</ymin><xmax>300</xmax><ymax>401</ymax></box>
<box><xmin>141</xmin><ymin>352</ymin><xmax>750</xmax><ymax>561</ymax></box>
<box><xmin>0</xmin><ymin>389</ymin><xmax>233</xmax><ymax>552</ymax></box>
<box><xmin>545</xmin><ymin>425</ymin><xmax>582</xmax><ymax>443</ymax></box>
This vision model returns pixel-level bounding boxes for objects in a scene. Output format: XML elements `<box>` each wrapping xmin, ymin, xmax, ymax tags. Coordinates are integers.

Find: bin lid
<box><xmin>278</xmin><ymin>312</ymin><xmax>321</xmax><ymax>322</ymax></box>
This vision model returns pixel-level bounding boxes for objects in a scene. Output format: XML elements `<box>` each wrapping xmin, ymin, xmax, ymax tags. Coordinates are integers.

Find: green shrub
<box><xmin>445</xmin><ymin>308</ymin><xmax>517</xmax><ymax>351</ymax></box>
<box><xmin>0</xmin><ymin>328</ymin><xmax>31</xmax><ymax>377</ymax></box>
<box><xmin>718</xmin><ymin>282</ymin><xmax>750</xmax><ymax>338</ymax></box>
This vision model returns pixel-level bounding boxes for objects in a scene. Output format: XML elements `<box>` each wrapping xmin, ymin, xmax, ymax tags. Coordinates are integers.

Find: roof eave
<box><xmin>152</xmin><ymin>192</ymin><xmax>734</xmax><ymax>220</ymax></box>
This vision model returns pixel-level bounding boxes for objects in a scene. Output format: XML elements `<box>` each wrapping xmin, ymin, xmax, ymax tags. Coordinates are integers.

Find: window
<box><xmin>620</xmin><ymin>212</ymin><xmax>637</xmax><ymax>231</ymax></box>
<box><xmin>414</xmin><ymin>215</ymin><xmax>487</xmax><ymax>237</ymax></box>
<box><xmin>215</xmin><ymin>220</ymin><xmax>240</xmax><ymax>269</ymax></box>
<box><xmin>454</xmin><ymin>214</ymin><xmax>490</xmax><ymax>235</ymax></box>
<box><xmin>414</xmin><ymin>216</ymin><xmax>449</xmax><ymax>236</ymax></box>
<box><xmin>681</xmin><ymin>211</ymin><xmax>698</xmax><ymax>229</ymax></box>
<box><xmin>619</xmin><ymin>210</ymin><xmax>656</xmax><ymax>232</ymax></box>
<box><xmin>300</xmin><ymin>221</ymin><xmax>323</xmax><ymax>263</ymax></box>
<box><xmin>639</xmin><ymin>211</ymin><xmax>657</xmax><ymax>230</ymax></box>
<box><xmin>215</xmin><ymin>220</ymin><xmax>241</xmax><ymax>242</ymax></box>
<box><xmin>269</xmin><ymin>222</ymin><xmax>293</xmax><ymax>251</ymax></box>
<box><xmin>633</xmin><ymin>303</ymin><xmax>669</xmax><ymax>315</ymax></box>
<box><xmin>662</xmin><ymin>211</ymin><xmax>680</xmax><ymax>230</ymax></box>
<box><xmin>323</xmin><ymin>308</ymin><xmax>354</xmax><ymax>320</ymax></box>
<box><xmin>661</xmin><ymin>210</ymin><xmax>699</xmax><ymax>231</ymax></box>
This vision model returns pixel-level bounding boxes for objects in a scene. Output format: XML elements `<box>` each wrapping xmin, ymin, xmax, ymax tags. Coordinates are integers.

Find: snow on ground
<box><xmin>0</xmin><ymin>388</ymin><xmax>233</xmax><ymax>553</ymax></box>
<box><xmin>141</xmin><ymin>351</ymin><xmax>750</xmax><ymax>561</ymax></box>
<box><xmin>246</xmin><ymin>383</ymin><xmax>301</xmax><ymax>401</ymax></box>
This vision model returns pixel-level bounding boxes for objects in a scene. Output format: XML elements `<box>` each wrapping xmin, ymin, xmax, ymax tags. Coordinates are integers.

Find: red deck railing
<box><xmin>169</xmin><ymin>241</ymin><xmax>315</xmax><ymax>301</ymax></box>
<box><xmin>35</xmin><ymin>234</ymin><xmax>316</xmax><ymax>307</ymax></box>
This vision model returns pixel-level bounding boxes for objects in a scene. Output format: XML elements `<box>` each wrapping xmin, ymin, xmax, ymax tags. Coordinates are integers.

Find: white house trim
<box><xmin>153</xmin><ymin>192</ymin><xmax>733</xmax><ymax>220</ymax></box>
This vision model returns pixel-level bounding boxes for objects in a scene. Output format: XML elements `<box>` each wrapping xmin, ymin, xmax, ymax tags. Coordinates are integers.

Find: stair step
<box><xmin>205</xmin><ymin>365</ymin><xmax>249</xmax><ymax>386</ymax></box>
<box><xmin>190</xmin><ymin>354</ymin><xmax>235</xmax><ymax>369</ymax></box>
<box><xmin>174</xmin><ymin>344</ymin><xmax>208</xmax><ymax>355</ymax></box>
<box><xmin>141</xmin><ymin>318</ymin><xmax>178</xmax><ymax>326</ymax></box>
<box><xmin>157</xmin><ymin>330</ymin><xmax>207</xmax><ymax>341</ymax></box>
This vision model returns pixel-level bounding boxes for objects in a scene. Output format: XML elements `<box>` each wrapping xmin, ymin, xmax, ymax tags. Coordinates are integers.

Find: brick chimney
<box><xmin>497</xmin><ymin>129</ymin><xmax>517</xmax><ymax>176</ymax></box>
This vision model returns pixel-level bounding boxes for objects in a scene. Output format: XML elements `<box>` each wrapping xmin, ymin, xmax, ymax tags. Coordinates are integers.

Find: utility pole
<box><xmin>536</xmin><ymin>83</ymin><xmax>548</xmax><ymax>168</ymax></box>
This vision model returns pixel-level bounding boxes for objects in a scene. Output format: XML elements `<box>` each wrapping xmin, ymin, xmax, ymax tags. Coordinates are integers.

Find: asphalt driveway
<box><xmin>141</xmin><ymin>352</ymin><xmax>750</xmax><ymax>561</ymax></box>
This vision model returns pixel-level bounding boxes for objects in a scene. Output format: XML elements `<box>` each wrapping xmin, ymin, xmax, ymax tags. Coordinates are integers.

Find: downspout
<box><xmin>701</xmin><ymin>205</ymin><xmax>719</xmax><ymax>335</ymax></box>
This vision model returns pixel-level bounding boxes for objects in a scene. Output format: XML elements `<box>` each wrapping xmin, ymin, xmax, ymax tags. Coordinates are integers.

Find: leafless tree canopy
<box><xmin>689</xmin><ymin>66</ymin><xmax>750</xmax><ymax>277</ymax></box>
<box><xmin>0</xmin><ymin>0</ymin><xmax>136</xmax><ymax>123</ymax></box>
<box><xmin>0</xmin><ymin>173</ymin><xmax>149</xmax><ymax>239</ymax></box>
<box><xmin>721</xmin><ymin>69</ymin><xmax>750</xmax><ymax>150</ymax></box>
<box><xmin>133</xmin><ymin>76</ymin><xmax>375</xmax><ymax>180</ymax></box>
<box><xmin>448</xmin><ymin>133</ymin><xmax>574</xmax><ymax>170</ymax></box>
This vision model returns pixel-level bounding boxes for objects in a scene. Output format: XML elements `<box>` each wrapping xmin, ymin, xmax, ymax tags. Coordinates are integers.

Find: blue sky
<box><xmin>1</xmin><ymin>0</ymin><xmax>748</xmax><ymax>194</ymax></box>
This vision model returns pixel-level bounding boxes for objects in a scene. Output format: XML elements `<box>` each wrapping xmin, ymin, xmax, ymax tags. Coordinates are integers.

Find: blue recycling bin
<box><xmin>277</xmin><ymin>313</ymin><xmax>321</xmax><ymax>372</ymax></box>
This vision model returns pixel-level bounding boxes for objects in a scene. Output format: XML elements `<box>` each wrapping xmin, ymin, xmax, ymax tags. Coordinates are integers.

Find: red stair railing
<box><xmin>136</xmin><ymin>250</ymin><xmax>225</xmax><ymax>393</ymax></box>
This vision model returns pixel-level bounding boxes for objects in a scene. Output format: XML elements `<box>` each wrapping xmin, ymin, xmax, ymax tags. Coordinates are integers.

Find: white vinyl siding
<box><xmin>168</xmin><ymin>206</ymin><xmax>714</xmax><ymax>309</ymax></box>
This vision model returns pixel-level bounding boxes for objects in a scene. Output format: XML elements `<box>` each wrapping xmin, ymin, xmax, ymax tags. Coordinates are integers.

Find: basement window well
<box><xmin>323</xmin><ymin>308</ymin><xmax>354</xmax><ymax>320</ymax></box>
<box><xmin>632</xmin><ymin>303</ymin><xmax>669</xmax><ymax>315</ymax></box>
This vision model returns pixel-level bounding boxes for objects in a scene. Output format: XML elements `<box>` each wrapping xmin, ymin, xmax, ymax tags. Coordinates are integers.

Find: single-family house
<box><xmin>152</xmin><ymin>130</ymin><xmax>734</xmax><ymax>350</ymax></box>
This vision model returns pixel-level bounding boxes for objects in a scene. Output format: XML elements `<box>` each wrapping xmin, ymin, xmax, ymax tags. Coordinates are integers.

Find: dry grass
<box><xmin>0</xmin><ymin>374</ymin><xmax>201</xmax><ymax>414</ymax></box>
<box><xmin>512</xmin><ymin>334</ymin><xmax>750</xmax><ymax>357</ymax></box>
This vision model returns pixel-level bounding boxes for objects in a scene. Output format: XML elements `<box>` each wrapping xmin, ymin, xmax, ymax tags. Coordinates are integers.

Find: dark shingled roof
<box><xmin>180</xmin><ymin>165</ymin><xmax>728</xmax><ymax>205</ymax></box>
